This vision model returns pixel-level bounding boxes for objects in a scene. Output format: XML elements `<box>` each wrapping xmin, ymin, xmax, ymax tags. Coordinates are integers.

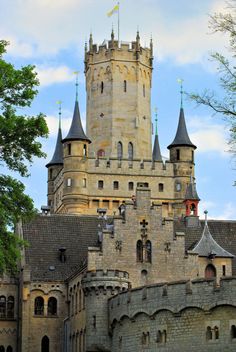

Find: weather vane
<box><xmin>177</xmin><ymin>78</ymin><xmax>184</xmax><ymax>108</ymax></box>
<box><xmin>56</xmin><ymin>100</ymin><xmax>62</xmax><ymax>128</ymax></box>
<box><xmin>74</xmin><ymin>71</ymin><xmax>79</xmax><ymax>101</ymax></box>
<box><xmin>154</xmin><ymin>107</ymin><xmax>158</xmax><ymax>135</ymax></box>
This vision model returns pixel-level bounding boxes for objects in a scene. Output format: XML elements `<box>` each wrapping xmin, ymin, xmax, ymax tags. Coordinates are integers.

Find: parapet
<box><xmin>109</xmin><ymin>277</ymin><xmax>236</xmax><ymax>326</ymax></box>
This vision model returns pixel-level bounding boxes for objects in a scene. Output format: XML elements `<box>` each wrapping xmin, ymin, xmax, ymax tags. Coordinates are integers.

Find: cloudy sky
<box><xmin>1</xmin><ymin>0</ymin><xmax>236</xmax><ymax>219</ymax></box>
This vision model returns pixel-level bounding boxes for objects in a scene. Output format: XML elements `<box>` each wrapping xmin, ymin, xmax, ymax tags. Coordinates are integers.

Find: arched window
<box><xmin>48</xmin><ymin>297</ymin><xmax>57</xmax><ymax>316</ymax></box>
<box><xmin>146</xmin><ymin>240</ymin><xmax>152</xmax><ymax>263</ymax></box>
<box><xmin>124</xmin><ymin>80</ymin><xmax>127</xmax><ymax>92</ymax></box>
<box><xmin>0</xmin><ymin>346</ymin><xmax>4</xmax><ymax>352</ymax></box>
<box><xmin>97</xmin><ymin>149</ymin><xmax>105</xmax><ymax>158</ymax></box>
<box><xmin>7</xmin><ymin>296</ymin><xmax>14</xmax><ymax>318</ymax></box>
<box><xmin>206</xmin><ymin>326</ymin><xmax>212</xmax><ymax>340</ymax></box>
<box><xmin>214</xmin><ymin>326</ymin><xmax>219</xmax><ymax>340</ymax></box>
<box><xmin>128</xmin><ymin>142</ymin><xmax>133</xmax><ymax>160</ymax></box>
<box><xmin>137</xmin><ymin>240</ymin><xmax>143</xmax><ymax>262</ymax></box>
<box><xmin>101</xmin><ymin>81</ymin><xmax>104</xmax><ymax>94</ymax></box>
<box><xmin>35</xmin><ymin>296</ymin><xmax>44</xmax><ymax>316</ymax></box>
<box><xmin>231</xmin><ymin>325</ymin><xmax>236</xmax><ymax>338</ymax></box>
<box><xmin>190</xmin><ymin>203</ymin><xmax>196</xmax><ymax>215</ymax></box>
<box><xmin>6</xmin><ymin>347</ymin><xmax>13</xmax><ymax>352</ymax></box>
<box><xmin>117</xmin><ymin>142</ymin><xmax>123</xmax><ymax>160</ymax></box>
<box><xmin>205</xmin><ymin>264</ymin><xmax>216</xmax><ymax>279</ymax></box>
<box><xmin>41</xmin><ymin>335</ymin><xmax>49</xmax><ymax>352</ymax></box>
<box><xmin>0</xmin><ymin>296</ymin><xmax>6</xmax><ymax>318</ymax></box>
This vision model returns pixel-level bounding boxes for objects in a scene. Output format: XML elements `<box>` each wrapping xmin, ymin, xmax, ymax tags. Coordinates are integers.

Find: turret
<box><xmin>46</xmin><ymin>103</ymin><xmax>63</xmax><ymax>210</ymax></box>
<box><xmin>152</xmin><ymin>108</ymin><xmax>162</xmax><ymax>162</ymax></box>
<box><xmin>184</xmin><ymin>177</ymin><xmax>200</xmax><ymax>216</ymax></box>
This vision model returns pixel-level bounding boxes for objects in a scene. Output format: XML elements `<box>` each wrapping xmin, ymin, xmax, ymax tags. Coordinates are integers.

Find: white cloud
<box><xmin>199</xmin><ymin>201</ymin><xmax>236</xmax><ymax>220</ymax></box>
<box><xmin>36</xmin><ymin>65</ymin><xmax>75</xmax><ymax>87</ymax></box>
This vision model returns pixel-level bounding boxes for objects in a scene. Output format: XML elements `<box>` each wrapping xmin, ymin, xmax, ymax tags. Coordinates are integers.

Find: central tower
<box><xmin>84</xmin><ymin>31</ymin><xmax>153</xmax><ymax>160</ymax></box>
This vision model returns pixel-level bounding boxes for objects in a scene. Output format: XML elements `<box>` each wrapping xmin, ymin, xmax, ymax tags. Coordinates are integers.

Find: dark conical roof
<box><xmin>152</xmin><ymin>134</ymin><xmax>162</xmax><ymax>162</ymax></box>
<box><xmin>168</xmin><ymin>108</ymin><xmax>196</xmax><ymax>149</ymax></box>
<box><xmin>191</xmin><ymin>220</ymin><xmax>234</xmax><ymax>258</ymax></box>
<box><xmin>62</xmin><ymin>101</ymin><xmax>91</xmax><ymax>143</ymax></box>
<box><xmin>46</xmin><ymin>127</ymin><xmax>63</xmax><ymax>168</ymax></box>
<box><xmin>185</xmin><ymin>181</ymin><xmax>200</xmax><ymax>201</ymax></box>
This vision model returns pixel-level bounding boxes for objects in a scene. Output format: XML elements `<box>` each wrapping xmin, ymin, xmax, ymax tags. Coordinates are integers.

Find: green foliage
<box><xmin>0</xmin><ymin>40</ymin><xmax>48</xmax><ymax>273</ymax></box>
<box><xmin>190</xmin><ymin>2</ymin><xmax>236</xmax><ymax>155</ymax></box>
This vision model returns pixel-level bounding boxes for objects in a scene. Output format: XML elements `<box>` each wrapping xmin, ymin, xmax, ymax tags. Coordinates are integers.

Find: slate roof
<box><xmin>22</xmin><ymin>215</ymin><xmax>99</xmax><ymax>281</ymax></box>
<box><xmin>46</xmin><ymin>127</ymin><xmax>63</xmax><ymax>168</ymax></box>
<box><xmin>168</xmin><ymin>108</ymin><xmax>196</xmax><ymax>149</ymax></box>
<box><xmin>185</xmin><ymin>182</ymin><xmax>200</xmax><ymax>201</ymax></box>
<box><xmin>175</xmin><ymin>219</ymin><xmax>236</xmax><ymax>274</ymax></box>
<box><xmin>62</xmin><ymin>101</ymin><xmax>91</xmax><ymax>143</ymax></box>
<box><xmin>152</xmin><ymin>134</ymin><xmax>162</xmax><ymax>162</ymax></box>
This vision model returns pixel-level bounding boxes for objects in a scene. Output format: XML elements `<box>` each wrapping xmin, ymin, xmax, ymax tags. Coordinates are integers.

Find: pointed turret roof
<box><xmin>191</xmin><ymin>213</ymin><xmax>234</xmax><ymax>258</ymax></box>
<box><xmin>185</xmin><ymin>179</ymin><xmax>200</xmax><ymax>201</ymax></box>
<box><xmin>46</xmin><ymin>126</ymin><xmax>63</xmax><ymax>168</ymax></box>
<box><xmin>62</xmin><ymin>101</ymin><xmax>91</xmax><ymax>143</ymax></box>
<box><xmin>152</xmin><ymin>135</ymin><xmax>162</xmax><ymax>162</ymax></box>
<box><xmin>168</xmin><ymin>108</ymin><xmax>196</xmax><ymax>149</ymax></box>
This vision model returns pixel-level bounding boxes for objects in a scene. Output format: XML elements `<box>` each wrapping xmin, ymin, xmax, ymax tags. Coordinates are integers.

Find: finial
<box><xmin>56</xmin><ymin>100</ymin><xmax>62</xmax><ymax>129</ymax></box>
<box><xmin>177</xmin><ymin>78</ymin><xmax>184</xmax><ymax>109</ymax></box>
<box><xmin>154</xmin><ymin>107</ymin><xmax>158</xmax><ymax>135</ymax></box>
<box><xmin>85</xmin><ymin>40</ymin><xmax>87</xmax><ymax>52</ymax></box>
<box><xmin>89</xmin><ymin>32</ymin><xmax>93</xmax><ymax>51</ymax></box>
<box><xmin>204</xmin><ymin>210</ymin><xmax>208</xmax><ymax>225</ymax></box>
<box><xmin>111</xmin><ymin>24</ymin><xmax>114</xmax><ymax>40</ymax></box>
<box><xmin>74</xmin><ymin>71</ymin><xmax>79</xmax><ymax>102</ymax></box>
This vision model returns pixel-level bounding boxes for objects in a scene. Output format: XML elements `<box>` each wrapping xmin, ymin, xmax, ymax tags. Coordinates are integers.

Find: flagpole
<box><xmin>118</xmin><ymin>2</ymin><xmax>120</xmax><ymax>43</ymax></box>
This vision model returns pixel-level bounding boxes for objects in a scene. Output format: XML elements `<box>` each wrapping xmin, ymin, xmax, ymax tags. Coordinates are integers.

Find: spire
<box><xmin>89</xmin><ymin>32</ymin><xmax>93</xmax><ymax>52</ymax></box>
<box><xmin>191</xmin><ymin>211</ymin><xmax>234</xmax><ymax>258</ymax></box>
<box><xmin>185</xmin><ymin>177</ymin><xmax>200</xmax><ymax>201</ymax></box>
<box><xmin>46</xmin><ymin>102</ymin><xmax>63</xmax><ymax>168</ymax></box>
<box><xmin>167</xmin><ymin>107</ymin><xmax>196</xmax><ymax>149</ymax></box>
<box><xmin>152</xmin><ymin>108</ymin><xmax>162</xmax><ymax>162</ymax></box>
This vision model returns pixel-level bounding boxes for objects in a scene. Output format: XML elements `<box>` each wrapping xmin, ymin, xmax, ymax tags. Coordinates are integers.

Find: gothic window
<box><xmin>0</xmin><ymin>347</ymin><xmax>4</xmax><ymax>352</ymax></box>
<box><xmin>231</xmin><ymin>325</ymin><xmax>236</xmax><ymax>338</ymax></box>
<box><xmin>101</xmin><ymin>81</ymin><xmax>104</xmax><ymax>94</ymax></box>
<box><xmin>156</xmin><ymin>330</ymin><xmax>162</xmax><ymax>343</ymax></box>
<box><xmin>137</xmin><ymin>240</ymin><xmax>143</xmax><ymax>262</ymax></box>
<box><xmin>146</xmin><ymin>240</ymin><xmax>152</xmax><ymax>263</ymax></box>
<box><xmin>7</xmin><ymin>296</ymin><xmax>14</xmax><ymax>318</ymax></box>
<box><xmin>124</xmin><ymin>80</ymin><xmax>127</xmax><ymax>92</ymax></box>
<box><xmin>68</xmin><ymin>143</ymin><xmax>71</xmax><ymax>155</ymax></box>
<box><xmin>128</xmin><ymin>182</ymin><xmax>134</xmax><ymax>191</ymax></box>
<box><xmin>214</xmin><ymin>326</ymin><xmax>219</xmax><ymax>340</ymax></box>
<box><xmin>98</xmin><ymin>180</ymin><xmax>104</xmax><ymax>189</ymax></box>
<box><xmin>113</xmin><ymin>181</ymin><xmax>119</xmax><ymax>190</ymax></box>
<box><xmin>97</xmin><ymin>149</ymin><xmax>105</xmax><ymax>158</ymax></box>
<box><xmin>41</xmin><ymin>335</ymin><xmax>49</xmax><ymax>352</ymax></box>
<box><xmin>117</xmin><ymin>141</ymin><xmax>123</xmax><ymax>160</ymax></box>
<box><xmin>205</xmin><ymin>264</ymin><xmax>216</xmax><ymax>279</ymax></box>
<box><xmin>34</xmin><ymin>296</ymin><xmax>44</xmax><ymax>316</ymax></box>
<box><xmin>159</xmin><ymin>183</ymin><xmax>164</xmax><ymax>192</ymax></box>
<box><xmin>128</xmin><ymin>142</ymin><xmax>133</xmax><ymax>160</ymax></box>
<box><xmin>0</xmin><ymin>296</ymin><xmax>6</xmax><ymax>318</ymax></box>
<box><xmin>206</xmin><ymin>326</ymin><xmax>212</xmax><ymax>340</ymax></box>
<box><xmin>48</xmin><ymin>297</ymin><xmax>57</xmax><ymax>316</ymax></box>
<box><xmin>176</xmin><ymin>149</ymin><xmax>180</xmax><ymax>160</ymax></box>
<box><xmin>6</xmin><ymin>347</ymin><xmax>13</xmax><ymax>352</ymax></box>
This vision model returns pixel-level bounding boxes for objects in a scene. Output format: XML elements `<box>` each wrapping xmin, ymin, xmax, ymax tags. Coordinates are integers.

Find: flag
<box><xmin>107</xmin><ymin>3</ymin><xmax>119</xmax><ymax>17</ymax></box>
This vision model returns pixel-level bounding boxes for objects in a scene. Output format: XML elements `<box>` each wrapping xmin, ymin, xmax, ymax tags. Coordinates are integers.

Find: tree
<box><xmin>190</xmin><ymin>2</ymin><xmax>236</xmax><ymax>155</ymax></box>
<box><xmin>0</xmin><ymin>40</ymin><xmax>48</xmax><ymax>273</ymax></box>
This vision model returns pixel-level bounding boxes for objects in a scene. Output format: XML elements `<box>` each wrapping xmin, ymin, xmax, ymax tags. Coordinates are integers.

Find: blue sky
<box><xmin>1</xmin><ymin>0</ymin><xmax>235</xmax><ymax>219</ymax></box>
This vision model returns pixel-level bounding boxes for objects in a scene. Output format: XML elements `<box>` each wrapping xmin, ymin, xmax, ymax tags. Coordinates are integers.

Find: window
<box><xmin>137</xmin><ymin>240</ymin><xmax>143</xmax><ymax>262</ymax></box>
<box><xmin>128</xmin><ymin>142</ymin><xmax>133</xmax><ymax>160</ymax></box>
<box><xmin>35</xmin><ymin>296</ymin><xmax>44</xmax><ymax>316</ymax></box>
<box><xmin>48</xmin><ymin>297</ymin><xmax>57</xmax><ymax>316</ymax></box>
<box><xmin>101</xmin><ymin>81</ymin><xmax>104</xmax><ymax>94</ymax></box>
<box><xmin>214</xmin><ymin>326</ymin><xmax>219</xmax><ymax>340</ymax></box>
<box><xmin>67</xmin><ymin>178</ymin><xmax>72</xmax><ymax>187</ymax></box>
<box><xmin>79</xmin><ymin>289</ymin><xmax>82</xmax><ymax>311</ymax></box>
<box><xmin>117</xmin><ymin>141</ymin><xmax>123</xmax><ymax>159</ymax></box>
<box><xmin>128</xmin><ymin>182</ymin><xmax>134</xmax><ymax>191</ymax></box>
<box><xmin>83</xmin><ymin>144</ymin><xmax>87</xmax><ymax>157</ymax></box>
<box><xmin>7</xmin><ymin>296</ymin><xmax>14</xmax><ymax>318</ymax></box>
<box><xmin>206</xmin><ymin>326</ymin><xmax>212</xmax><ymax>341</ymax></box>
<box><xmin>6</xmin><ymin>347</ymin><xmax>13</xmax><ymax>352</ymax></box>
<box><xmin>113</xmin><ymin>181</ymin><xmax>119</xmax><ymax>190</ymax></box>
<box><xmin>156</xmin><ymin>330</ymin><xmax>167</xmax><ymax>344</ymax></box>
<box><xmin>83</xmin><ymin>178</ymin><xmax>87</xmax><ymax>188</ymax></box>
<box><xmin>176</xmin><ymin>149</ymin><xmax>180</xmax><ymax>160</ymax></box>
<box><xmin>176</xmin><ymin>182</ymin><xmax>181</xmax><ymax>191</ymax></box>
<box><xmin>68</xmin><ymin>143</ymin><xmax>71</xmax><ymax>156</ymax></box>
<box><xmin>97</xmin><ymin>149</ymin><xmax>105</xmax><ymax>158</ymax></box>
<box><xmin>124</xmin><ymin>80</ymin><xmax>127</xmax><ymax>92</ymax></box>
<box><xmin>0</xmin><ymin>296</ymin><xmax>6</xmax><ymax>318</ymax></box>
<box><xmin>222</xmin><ymin>265</ymin><xmax>226</xmax><ymax>276</ymax></box>
<box><xmin>93</xmin><ymin>315</ymin><xmax>96</xmax><ymax>328</ymax></box>
<box><xmin>231</xmin><ymin>325</ymin><xmax>236</xmax><ymax>339</ymax></box>
<box><xmin>141</xmin><ymin>332</ymin><xmax>150</xmax><ymax>345</ymax></box>
<box><xmin>159</xmin><ymin>183</ymin><xmax>164</xmax><ymax>192</ymax></box>
<box><xmin>41</xmin><ymin>335</ymin><xmax>49</xmax><ymax>352</ymax></box>
<box><xmin>205</xmin><ymin>264</ymin><xmax>216</xmax><ymax>279</ymax></box>
<box><xmin>192</xmin><ymin>150</ymin><xmax>194</xmax><ymax>162</ymax></box>
<box><xmin>98</xmin><ymin>180</ymin><xmax>104</xmax><ymax>189</ymax></box>
<box><xmin>146</xmin><ymin>240</ymin><xmax>152</xmax><ymax>263</ymax></box>
<box><xmin>143</xmin><ymin>84</ymin><xmax>145</xmax><ymax>97</ymax></box>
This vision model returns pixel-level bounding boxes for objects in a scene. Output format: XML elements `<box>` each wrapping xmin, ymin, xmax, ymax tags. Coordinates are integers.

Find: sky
<box><xmin>1</xmin><ymin>0</ymin><xmax>236</xmax><ymax>220</ymax></box>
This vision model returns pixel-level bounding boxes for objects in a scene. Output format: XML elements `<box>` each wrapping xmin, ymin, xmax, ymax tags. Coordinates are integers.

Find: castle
<box><xmin>1</xmin><ymin>32</ymin><xmax>236</xmax><ymax>352</ymax></box>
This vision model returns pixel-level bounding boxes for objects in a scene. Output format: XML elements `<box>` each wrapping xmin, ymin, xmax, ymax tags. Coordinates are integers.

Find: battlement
<box><xmin>109</xmin><ymin>277</ymin><xmax>236</xmax><ymax>326</ymax></box>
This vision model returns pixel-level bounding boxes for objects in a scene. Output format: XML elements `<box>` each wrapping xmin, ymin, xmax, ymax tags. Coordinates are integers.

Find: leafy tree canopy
<box><xmin>0</xmin><ymin>40</ymin><xmax>48</xmax><ymax>274</ymax></box>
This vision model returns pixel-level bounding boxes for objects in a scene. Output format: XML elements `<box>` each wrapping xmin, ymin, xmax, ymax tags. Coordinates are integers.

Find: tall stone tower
<box><xmin>84</xmin><ymin>31</ymin><xmax>153</xmax><ymax>160</ymax></box>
